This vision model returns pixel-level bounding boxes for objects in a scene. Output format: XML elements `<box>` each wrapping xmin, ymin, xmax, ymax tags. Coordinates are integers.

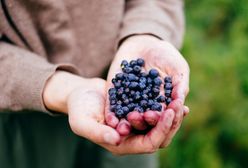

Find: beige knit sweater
<box><xmin>0</xmin><ymin>0</ymin><xmax>184</xmax><ymax>113</ymax></box>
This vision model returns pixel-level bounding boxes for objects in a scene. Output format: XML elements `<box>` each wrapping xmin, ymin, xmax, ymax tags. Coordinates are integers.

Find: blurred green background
<box><xmin>159</xmin><ymin>0</ymin><xmax>248</xmax><ymax>167</ymax></box>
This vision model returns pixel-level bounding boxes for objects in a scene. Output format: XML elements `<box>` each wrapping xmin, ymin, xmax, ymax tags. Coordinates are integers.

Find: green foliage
<box><xmin>160</xmin><ymin>0</ymin><xmax>248</xmax><ymax>167</ymax></box>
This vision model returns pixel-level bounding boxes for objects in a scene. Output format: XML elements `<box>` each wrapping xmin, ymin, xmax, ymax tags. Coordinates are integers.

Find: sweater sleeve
<box><xmin>0</xmin><ymin>42</ymin><xmax>79</xmax><ymax>114</ymax></box>
<box><xmin>119</xmin><ymin>0</ymin><xmax>185</xmax><ymax>49</ymax></box>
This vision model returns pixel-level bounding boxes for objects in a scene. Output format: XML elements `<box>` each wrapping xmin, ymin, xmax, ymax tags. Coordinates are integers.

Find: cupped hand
<box><xmin>105</xmin><ymin>35</ymin><xmax>190</xmax><ymax>143</ymax></box>
<box><xmin>67</xmin><ymin>78</ymin><xmax>177</xmax><ymax>155</ymax></box>
<box><xmin>67</xmin><ymin>78</ymin><xmax>121</xmax><ymax>146</ymax></box>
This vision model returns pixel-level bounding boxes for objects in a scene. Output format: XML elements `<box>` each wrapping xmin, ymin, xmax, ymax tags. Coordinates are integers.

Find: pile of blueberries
<box><xmin>108</xmin><ymin>58</ymin><xmax>173</xmax><ymax>118</ymax></box>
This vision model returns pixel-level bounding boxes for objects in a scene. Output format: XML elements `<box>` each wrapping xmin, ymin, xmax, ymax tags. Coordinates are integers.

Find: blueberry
<box><xmin>122</xmin><ymin>106</ymin><xmax>130</xmax><ymax>114</ymax></box>
<box><xmin>123</xmin><ymin>81</ymin><xmax>130</xmax><ymax>87</ymax></box>
<box><xmin>137</xmin><ymin>58</ymin><xmax>145</xmax><ymax>66</ymax></box>
<box><xmin>123</xmin><ymin>98</ymin><xmax>129</xmax><ymax>105</ymax></box>
<box><xmin>110</xmin><ymin>105</ymin><xmax>116</xmax><ymax>112</ymax></box>
<box><xmin>121</xmin><ymin>60</ymin><xmax>128</xmax><ymax>67</ymax></box>
<box><xmin>116</xmin><ymin>100</ymin><xmax>122</xmax><ymax>105</ymax></box>
<box><xmin>110</xmin><ymin>99</ymin><xmax>116</xmax><ymax>105</ymax></box>
<box><xmin>130</xmin><ymin>90</ymin><xmax>136</xmax><ymax>97</ymax></box>
<box><xmin>129</xmin><ymin>98</ymin><xmax>134</xmax><ymax>103</ymax></box>
<box><xmin>133</xmin><ymin>65</ymin><xmax>141</xmax><ymax>74</ymax></box>
<box><xmin>121</xmin><ymin>94</ymin><xmax>128</xmax><ymax>101</ymax></box>
<box><xmin>142</xmin><ymin>88</ymin><xmax>150</xmax><ymax>94</ymax></box>
<box><xmin>151</xmin><ymin>103</ymin><xmax>162</xmax><ymax>111</ymax></box>
<box><xmin>114</xmin><ymin>81</ymin><xmax>121</xmax><ymax>88</ymax></box>
<box><xmin>139</xmin><ymin>82</ymin><xmax>146</xmax><ymax>90</ymax></box>
<box><xmin>115</xmin><ymin>73</ymin><xmax>124</xmax><ymax>80</ymax></box>
<box><xmin>152</xmin><ymin>87</ymin><xmax>160</xmax><ymax>94</ymax></box>
<box><xmin>117</xmin><ymin>87</ymin><xmax>124</xmax><ymax>95</ymax></box>
<box><xmin>148</xmin><ymin>100</ymin><xmax>154</xmax><ymax>107</ymax></box>
<box><xmin>164</xmin><ymin>76</ymin><xmax>172</xmax><ymax>83</ymax></box>
<box><xmin>111</xmin><ymin>78</ymin><xmax>116</xmax><ymax>84</ymax></box>
<box><xmin>164</xmin><ymin>83</ymin><xmax>173</xmax><ymax>90</ymax></box>
<box><xmin>166</xmin><ymin>97</ymin><xmax>172</xmax><ymax>105</ymax></box>
<box><xmin>165</xmin><ymin>89</ymin><xmax>172</xmax><ymax>97</ymax></box>
<box><xmin>130</xmin><ymin>60</ymin><xmax>137</xmax><ymax>67</ymax></box>
<box><xmin>148</xmin><ymin>92</ymin><xmax>154</xmax><ymax>98</ymax></box>
<box><xmin>153</xmin><ymin>77</ymin><xmax>162</xmax><ymax>86</ymax></box>
<box><xmin>142</xmin><ymin>94</ymin><xmax>149</xmax><ymax>100</ymax></box>
<box><xmin>140</xmin><ymin>100</ymin><xmax>148</xmax><ymax>107</ymax></box>
<box><xmin>116</xmin><ymin>109</ymin><xmax>124</xmax><ymax>118</ymax></box>
<box><xmin>127</xmin><ymin>103</ymin><xmax>135</xmax><ymax>111</ymax></box>
<box><xmin>139</xmin><ymin>77</ymin><xmax>147</xmax><ymax>83</ymax></box>
<box><xmin>108</xmin><ymin>88</ymin><xmax>116</xmax><ymax>95</ymax></box>
<box><xmin>147</xmin><ymin>77</ymin><xmax>153</xmax><ymax>84</ymax></box>
<box><xmin>115</xmin><ymin>104</ymin><xmax>122</xmax><ymax>110</ymax></box>
<box><xmin>134</xmin><ymin>92</ymin><xmax>141</xmax><ymax>100</ymax></box>
<box><xmin>123</xmin><ymin>66</ymin><xmax>133</xmax><ymax>73</ymax></box>
<box><xmin>156</xmin><ymin>95</ymin><xmax>166</xmax><ymax>103</ymax></box>
<box><xmin>128</xmin><ymin>73</ymin><xmax>138</xmax><ymax>81</ymax></box>
<box><xmin>124</xmin><ymin>88</ymin><xmax>130</xmax><ymax>93</ymax></box>
<box><xmin>140</xmin><ymin>72</ymin><xmax>148</xmax><ymax>77</ymax></box>
<box><xmin>149</xmin><ymin>69</ymin><xmax>159</xmax><ymax>78</ymax></box>
<box><xmin>134</xmin><ymin>106</ymin><xmax>144</xmax><ymax>113</ymax></box>
<box><xmin>109</xmin><ymin>94</ymin><xmax>117</xmax><ymax>100</ymax></box>
<box><xmin>129</xmin><ymin>82</ymin><xmax>139</xmax><ymax>89</ymax></box>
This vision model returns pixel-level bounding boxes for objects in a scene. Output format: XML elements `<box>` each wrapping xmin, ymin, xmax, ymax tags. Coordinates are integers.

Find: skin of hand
<box><xmin>105</xmin><ymin>35</ymin><xmax>190</xmax><ymax>147</ymax></box>
<box><xmin>42</xmin><ymin>71</ymin><xmax>178</xmax><ymax>155</ymax></box>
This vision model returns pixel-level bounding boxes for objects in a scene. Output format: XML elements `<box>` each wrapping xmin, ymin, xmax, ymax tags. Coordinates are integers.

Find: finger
<box><xmin>160</xmin><ymin>99</ymin><xmax>184</xmax><ymax>148</ymax></box>
<box><xmin>105</xmin><ymin>112</ymin><xmax>119</xmax><ymax>128</ymax></box>
<box><xmin>127</xmin><ymin>111</ymin><xmax>148</xmax><ymax>130</ymax></box>
<box><xmin>143</xmin><ymin>111</ymin><xmax>160</xmax><ymax>126</ymax></box>
<box><xmin>116</xmin><ymin>119</ymin><xmax>131</xmax><ymax>136</ymax></box>
<box><xmin>183</xmin><ymin>105</ymin><xmax>190</xmax><ymax>117</ymax></box>
<box><xmin>70</xmin><ymin>117</ymin><xmax>121</xmax><ymax>146</ymax></box>
<box><xmin>171</xmin><ymin>73</ymin><xmax>189</xmax><ymax>104</ymax></box>
<box><xmin>108</xmin><ymin>109</ymin><xmax>175</xmax><ymax>154</ymax></box>
<box><xmin>105</xmin><ymin>88</ymin><xmax>120</xmax><ymax>128</ymax></box>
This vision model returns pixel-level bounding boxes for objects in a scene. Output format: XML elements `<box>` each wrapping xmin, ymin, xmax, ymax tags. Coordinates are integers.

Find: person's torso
<box><xmin>1</xmin><ymin>0</ymin><xmax>125</xmax><ymax>77</ymax></box>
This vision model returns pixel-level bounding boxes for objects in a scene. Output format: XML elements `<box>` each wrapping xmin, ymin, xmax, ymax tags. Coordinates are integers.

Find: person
<box><xmin>0</xmin><ymin>0</ymin><xmax>189</xmax><ymax>168</ymax></box>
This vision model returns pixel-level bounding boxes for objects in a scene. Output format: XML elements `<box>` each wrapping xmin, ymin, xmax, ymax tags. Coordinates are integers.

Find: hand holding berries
<box><xmin>106</xmin><ymin>35</ymin><xmax>190</xmax><ymax>142</ymax></box>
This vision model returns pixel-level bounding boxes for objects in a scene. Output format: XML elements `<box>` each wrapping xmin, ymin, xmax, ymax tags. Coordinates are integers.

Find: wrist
<box><xmin>43</xmin><ymin>71</ymin><xmax>87</xmax><ymax>114</ymax></box>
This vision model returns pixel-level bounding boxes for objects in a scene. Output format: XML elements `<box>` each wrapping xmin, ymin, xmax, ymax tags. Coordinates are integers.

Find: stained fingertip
<box><xmin>183</xmin><ymin>106</ymin><xmax>190</xmax><ymax>116</ymax></box>
<box><xmin>144</xmin><ymin>111</ymin><xmax>160</xmax><ymax>126</ymax></box>
<box><xmin>116</xmin><ymin>119</ymin><xmax>131</xmax><ymax>136</ymax></box>
<box><xmin>127</xmin><ymin>111</ymin><xmax>148</xmax><ymax>130</ymax></box>
<box><xmin>168</xmin><ymin>99</ymin><xmax>183</xmax><ymax>112</ymax></box>
<box><xmin>106</xmin><ymin>112</ymin><xmax>119</xmax><ymax>128</ymax></box>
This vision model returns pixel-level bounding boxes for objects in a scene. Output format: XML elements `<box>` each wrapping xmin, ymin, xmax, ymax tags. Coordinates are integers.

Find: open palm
<box><xmin>105</xmin><ymin>35</ymin><xmax>190</xmax><ymax>147</ymax></box>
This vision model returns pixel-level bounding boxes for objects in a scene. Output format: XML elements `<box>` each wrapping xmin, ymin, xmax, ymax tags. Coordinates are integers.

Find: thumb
<box><xmin>68</xmin><ymin>88</ymin><xmax>120</xmax><ymax>146</ymax></box>
<box><xmin>70</xmin><ymin>117</ymin><xmax>121</xmax><ymax>146</ymax></box>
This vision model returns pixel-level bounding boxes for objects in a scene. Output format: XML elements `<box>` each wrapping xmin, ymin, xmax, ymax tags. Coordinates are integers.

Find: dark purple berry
<box><xmin>130</xmin><ymin>60</ymin><xmax>137</xmax><ymax>67</ymax></box>
<box><xmin>133</xmin><ymin>65</ymin><xmax>141</xmax><ymax>73</ymax></box>
<box><xmin>140</xmin><ymin>100</ymin><xmax>148</xmax><ymax>107</ymax></box>
<box><xmin>156</xmin><ymin>95</ymin><xmax>166</xmax><ymax>103</ymax></box>
<box><xmin>116</xmin><ymin>109</ymin><xmax>124</xmax><ymax>118</ymax></box>
<box><xmin>123</xmin><ymin>66</ymin><xmax>133</xmax><ymax>73</ymax></box>
<box><xmin>164</xmin><ymin>76</ymin><xmax>172</xmax><ymax>83</ymax></box>
<box><xmin>153</xmin><ymin>77</ymin><xmax>162</xmax><ymax>86</ymax></box>
<box><xmin>129</xmin><ymin>82</ymin><xmax>139</xmax><ymax>89</ymax></box>
<box><xmin>128</xmin><ymin>73</ymin><xmax>138</xmax><ymax>81</ymax></box>
<box><xmin>110</xmin><ymin>105</ymin><xmax>116</xmax><ymax>112</ymax></box>
<box><xmin>165</xmin><ymin>89</ymin><xmax>172</xmax><ymax>97</ymax></box>
<box><xmin>134</xmin><ymin>106</ymin><xmax>144</xmax><ymax>113</ymax></box>
<box><xmin>121</xmin><ymin>60</ymin><xmax>128</xmax><ymax>67</ymax></box>
<box><xmin>164</xmin><ymin>83</ymin><xmax>173</xmax><ymax>90</ymax></box>
<box><xmin>137</xmin><ymin>58</ymin><xmax>145</xmax><ymax>66</ymax></box>
<box><xmin>166</xmin><ymin>97</ymin><xmax>172</xmax><ymax>105</ymax></box>
<box><xmin>122</xmin><ymin>106</ymin><xmax>130</xmax><ymax>115</ymax></box>
<box><xmin>149</xmin><ymin>69</ymin><xmax>159</xmax><ymax>78</ymax></box>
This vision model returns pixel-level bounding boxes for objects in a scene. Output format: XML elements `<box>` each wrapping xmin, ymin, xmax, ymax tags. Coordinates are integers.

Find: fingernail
<box><xmin>104</xmin><ymin>132</ymin><xmax>117</xmax><ymax>145</ymax></box>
